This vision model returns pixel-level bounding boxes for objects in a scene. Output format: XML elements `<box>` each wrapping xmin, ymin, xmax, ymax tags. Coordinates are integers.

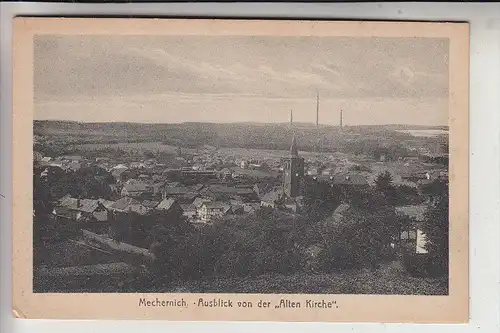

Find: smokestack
<box><xmin>316</xmin><ymin>91</ymin><xmax>319</xmax><ymax>128</ymax></box>
<box><xmin>290</xmin><ymin>109</ymin><xmax>293</xmax><ymax>128</ymax></box>
<box><xmin>340</xmin><ymin>109</ymin><xmax>343</xmax><ymax>130</ymax></box>
<box><xmin>316</xmin><ymin>92</ymin><xmax>320</xmax><ymax>153</ymax></box>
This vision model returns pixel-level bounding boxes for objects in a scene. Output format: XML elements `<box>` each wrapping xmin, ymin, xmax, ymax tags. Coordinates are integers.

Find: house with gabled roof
<box><xmin>154</xmin><ymin>198</ymin><xmax>184</xmax><ymax>221</ymax></box>
<box><xmin>110</xmin><ymin>197</ymin><xmax>149</xmax><ymax>216</ymax></box>
<box><xmin>121</xmin><ymin>181</ymin><xmax>149</xmax><ymax>198</ymax></box>
<box><xmin>155</xmin><ymin>198</ymin><xmax>177</xmax><ymax>211</ymax></box>
<box><xmin>193</xmin><ymin>197</ymin><xmax>212</xmax><ymax>209</ymax></box>
<box><xmin>56</xmin><ymin>195</ymin><xmax>108</xmax><ymax>222</ymax></box>
<box><xmin>98</xmin><ymin>199</ymin><xmax>116</xmax><ymax>210</ymax></box>
<box><xmin>180</xmin><ymin>204</ymin><xmax>197</xmax><ymax>220</ymax></box>
<box><xmin>142</xmin><ymin>200</ymin><xmax>160</xmax><ymax>210</ymax></box>
<box><xmin>260</xmin><ymin>187</ymin><xmax>285</xmax><ymax>209</ymax></box>
<box><xmin>111</xmin><ymin>167</ymin><xmax>128</xmax><ymax>183</ymax></box>
<box><xmin>198</xmin><ymin>201</ymin><xmax>231</xmax><ymax>223</ymax></box>
<box><xmin>53</xmin><ymin>195</ymin><xmax>110</xmax><ymax>233</ymax></box>
<box><xmin>61</xmin><ymin>155</ymin><xmax>83</xmax><ymax>162</ymax></box>
<box><xmin>259</xmin><ymin>185</ymin><xmax>303</xmax><ymax>213</ymax></box>
<box><xmin>395</xmin><ymin>204</ymin><xmax>429</xmax><ymax>254</ymax></box>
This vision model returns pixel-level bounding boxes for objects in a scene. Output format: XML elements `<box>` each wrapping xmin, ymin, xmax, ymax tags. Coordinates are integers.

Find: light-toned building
<box><xmin>198</xmin><ymin>201</ymin><xmax>230</xmax><ymax>223</ymax></box>
<box><xmin>396</xmin><ymin>205</ymin><xmax>429</xmax><ymax>254</ymax></box>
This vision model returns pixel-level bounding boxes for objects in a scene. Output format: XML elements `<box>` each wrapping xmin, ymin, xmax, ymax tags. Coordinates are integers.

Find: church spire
<box><xmin>284</xmin><ymin>133</ymin><xmax>304</xmax><ymax>198</ymax></box>
<box><xmin>290</xmin><ymin>134</ymin><xmax>298</xmax><ymax>156</ymax></box>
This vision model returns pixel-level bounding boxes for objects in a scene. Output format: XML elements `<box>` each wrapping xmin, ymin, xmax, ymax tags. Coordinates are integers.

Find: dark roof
<box><xmin>192</xmin><ymin>184</ymin><xmax>205</xmax><ymax>191</ymax></box>
<box><xmin>111</xmin><ymin>197</ymin><xmax>140</xmax><ymax>211</ymax></box>
<box><xmin>142</xmin><ymin>200</ymin><xmax>160</xmax><ymax>209</ymax></box>
<box><xmin>68</xmin><ymin>163</ymin><xmax>82</xmax><ymax>171</ymax></box>
<box><xmin>180</xmin><ymin>204</ymin><xmax>196</xmax><ymax>212</ymax></box>
<box><xmin>173</xmin><ymin>193</ymin><xmax>199</xmax><ymax>202</ymax></box>
<box><xmin>205</xmin><ymin>185</ymin><xmax>255</xmax><ymax>195</ymax></box>
<box><xmin>163</xmin><ymin>187</ymin><xmax>193</xmax><ymax>195</ymax></box>
<box><xmin>230</xmin><ymin>167</ymin><xmax>277</xmax><ymax>179</ymax></box>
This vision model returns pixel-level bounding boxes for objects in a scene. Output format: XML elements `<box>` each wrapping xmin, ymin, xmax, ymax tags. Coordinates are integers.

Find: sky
<box><xmin>34</xmin><ymin>35</ymin><xmax>449</xmax><ymax>126</ymax></box>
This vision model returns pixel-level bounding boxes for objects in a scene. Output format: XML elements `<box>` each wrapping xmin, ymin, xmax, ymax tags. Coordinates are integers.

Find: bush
<box><xmin>402</xmin><ymin>253</ymin><xmax>433</xmax><ymax>277</ymax></box>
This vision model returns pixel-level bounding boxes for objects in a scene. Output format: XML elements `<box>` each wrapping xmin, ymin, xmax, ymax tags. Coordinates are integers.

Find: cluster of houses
<box><xmin>52</xmin><ymin>183</ymin><xmax>265</xmax><ymax>229</ymax></box>
<box><xmin>37</xmin><ymin>132</ymin><xmax>448</xmax><ymax>259</ymax></box>
<box><xmin>34</xmin><ymin>154</ymin><xmax>91</xmax><ymax>172</ymax></box>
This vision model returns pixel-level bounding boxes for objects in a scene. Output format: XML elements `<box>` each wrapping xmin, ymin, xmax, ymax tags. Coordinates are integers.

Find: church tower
<box><xmin>283</xmin><ymin>134</ymin><xmax>304</xmax><ymax>198</ymax></box>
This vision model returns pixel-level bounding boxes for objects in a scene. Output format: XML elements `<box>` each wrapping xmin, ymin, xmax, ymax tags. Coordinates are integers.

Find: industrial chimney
<box><xmin>340</xmin><ymin>109</ymin><xmax>343</xmax><ymax>130</ymax></box>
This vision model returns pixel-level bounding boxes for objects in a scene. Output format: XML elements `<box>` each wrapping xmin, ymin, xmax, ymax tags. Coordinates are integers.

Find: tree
<box><xmin>318</xmin><ymin>206</ymin><xmax>400</xmax><ymax>271</ymax></box>
<box><xmin>374</xmin><ymin>171</ymin><xmax>398</xmax><ymax>206</ymax></box>
<box><xmin>396</xmin><ymin>184</ymin><xmax>423</xmax><ymax>205</ymax></box>
<box><xmin>420</xmin><ymin>180</ymin><xmax>449</xmax><ymax>276</ymax></box>
<box><xmin>420</xmin><ymin>179</ymin><xmax>448</xmax><ymax>203</ymax></box>
<box><xmin>301</xmin><ymin>179</ymin><xmax>342</xmax><ymax>223</ymax></box>
<box><xmin>375</xmin><ymin>171</ymin><xmax>393</xmax><ymax>192</ymax></box>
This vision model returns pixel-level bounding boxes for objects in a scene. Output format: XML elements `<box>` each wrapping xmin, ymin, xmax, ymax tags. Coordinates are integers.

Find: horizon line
<box><xmin>33</xmin><ymin>119</ymin><xmax>449</xmax><ymax>128</ymax></box>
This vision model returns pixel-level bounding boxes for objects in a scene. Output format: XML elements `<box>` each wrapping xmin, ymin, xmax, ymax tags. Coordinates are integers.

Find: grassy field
<box><xmin>34</xmin><ymin>257</ymin><xmax>448</xmax><ymax>295</ymax></box>
<box><xmin>163</xmin><ymin>263</ymin><xmax>448</xmax><ymax>295</ymax></box>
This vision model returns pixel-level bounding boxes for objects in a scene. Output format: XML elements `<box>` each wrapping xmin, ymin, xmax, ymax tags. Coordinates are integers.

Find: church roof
<box><xmin>290</xmin><ymin>134</ymin><xmax>299</xmax><ymax>156</ymax></box>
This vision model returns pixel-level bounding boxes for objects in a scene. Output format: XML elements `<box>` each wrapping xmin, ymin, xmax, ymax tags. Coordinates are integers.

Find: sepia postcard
<box><xmin>12</xmin><ymin>18</ymin><xmax>469</xmax><ymax>322</ymax></box>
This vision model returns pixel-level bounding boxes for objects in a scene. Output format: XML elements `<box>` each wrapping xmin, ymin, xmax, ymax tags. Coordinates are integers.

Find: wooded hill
<box><xmin>34</xmin><ymin>120</ymin><xmax>447</xmax><ymax>154</ymax></box>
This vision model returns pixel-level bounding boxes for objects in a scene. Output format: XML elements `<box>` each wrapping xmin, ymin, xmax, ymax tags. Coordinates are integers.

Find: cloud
<box><xmin>34</xmin><ymin>35</ymin><xmax>449</xmax><ymax>104</ymax></box>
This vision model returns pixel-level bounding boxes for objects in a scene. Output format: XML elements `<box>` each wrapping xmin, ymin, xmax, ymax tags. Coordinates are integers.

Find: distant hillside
<box><xmin>34</xmin><ymin>120</ymin><xmax>447</xmax><ymax>155</ymax></box>
<box><xmin>34</xmin><ymin>120</ymin><xmax>447</xmax><ymax>137</ymax></box>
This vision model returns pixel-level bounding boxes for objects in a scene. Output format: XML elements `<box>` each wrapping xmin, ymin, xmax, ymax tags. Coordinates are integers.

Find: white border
<box><xmin>1</xmin><ymin>2</ymin><xmax>499</xmax><ymax>333</ymax></box>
